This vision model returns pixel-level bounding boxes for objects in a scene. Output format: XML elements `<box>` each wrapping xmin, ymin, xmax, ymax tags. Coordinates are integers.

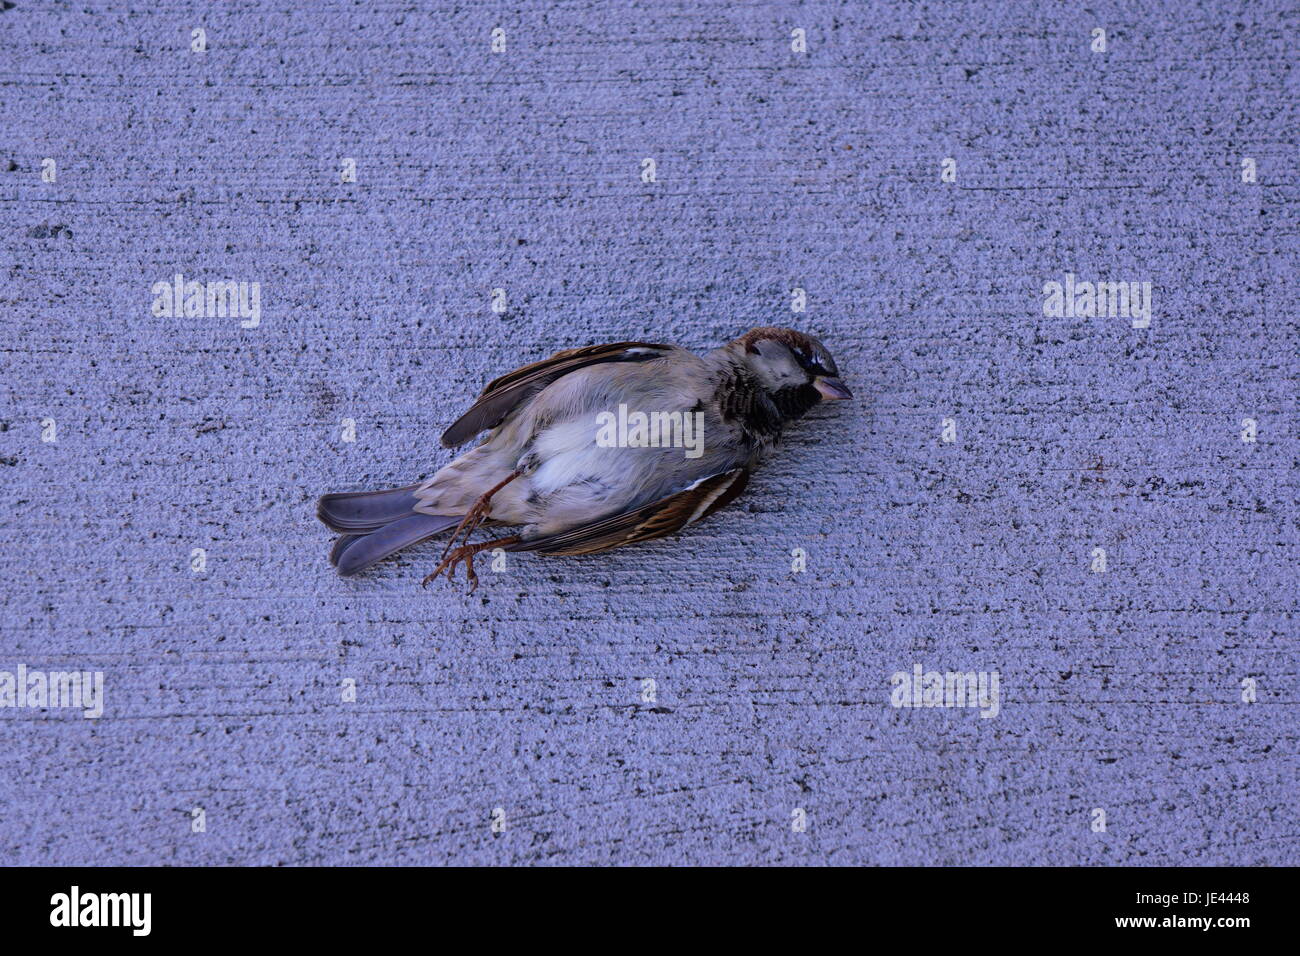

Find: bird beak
<box><xmin>813</xmin><ymin>376</ymin><xmax>853</xmax><ymax>401</ymax></box>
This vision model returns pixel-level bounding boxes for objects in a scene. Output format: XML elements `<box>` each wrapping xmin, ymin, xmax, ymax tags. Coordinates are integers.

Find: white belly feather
<box><xmin>528</xmin><ymin>420</ymin><xmax>616</xmax><ymax>495</ymax></box>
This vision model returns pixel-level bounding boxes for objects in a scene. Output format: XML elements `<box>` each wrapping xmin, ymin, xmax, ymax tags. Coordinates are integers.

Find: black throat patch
<box><xmin>716</xmin><ymin>369</ymin><xmax>819</xmax><ymax>443</ymax></box>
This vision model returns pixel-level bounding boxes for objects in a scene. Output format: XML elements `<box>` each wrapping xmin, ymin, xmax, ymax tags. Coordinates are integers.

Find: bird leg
<box><xmin>441</xmin><ymin>469</ymin><xmax>522</xmax><ymax>558</ymax></box>
<box><xmin>423</xmin><ymin>535</ymin><xmax>522</xmax><ymax>593</ymax></box>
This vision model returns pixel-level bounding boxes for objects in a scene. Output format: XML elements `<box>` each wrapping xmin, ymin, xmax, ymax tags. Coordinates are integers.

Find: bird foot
<box><xmin>423</xmin><ymin>535</ymin><xmax>521</xmax><ymax>593</ymax></box>
<box><xmin>423</xmin><ymin>545</ymin><xmax>480</xmax><ymax>592</ymax></box>
<box><xmin>441</xmin><ymin>470</ymin><xmax>522</xmax><ymax>559</ymax></box>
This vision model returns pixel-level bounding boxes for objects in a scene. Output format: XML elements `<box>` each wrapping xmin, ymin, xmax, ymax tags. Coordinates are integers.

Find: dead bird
<box><xmin>317</xmin><ymin>327</ymin><xmax>851</xmax><ymax>590</ymax></box>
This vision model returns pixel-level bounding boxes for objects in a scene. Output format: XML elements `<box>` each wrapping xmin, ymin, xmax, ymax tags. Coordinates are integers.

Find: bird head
<box><xmin>732</xmin><ymin>327</ymin><xmax>852</xmax><ymax>415</ymax></box>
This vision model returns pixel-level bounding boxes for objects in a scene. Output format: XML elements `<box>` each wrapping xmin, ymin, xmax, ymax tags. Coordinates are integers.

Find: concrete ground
<box><xmin>1</xmin><ymin>1</ymin><xmax>1296</xmax><ymax>864</ymax></box>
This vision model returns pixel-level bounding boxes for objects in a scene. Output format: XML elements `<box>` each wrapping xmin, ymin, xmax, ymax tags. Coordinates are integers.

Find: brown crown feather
<box><xmin>734</xmin><ymin>326</ymin><xmax>817</xmax><ymax>355</ymax></box>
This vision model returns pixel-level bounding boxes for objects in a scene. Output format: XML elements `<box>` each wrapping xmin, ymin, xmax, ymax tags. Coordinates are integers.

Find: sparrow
<box><xmin>317</xmin><ymin>327</ymin><xmax>852</xmax><ymax>589</ymax></box>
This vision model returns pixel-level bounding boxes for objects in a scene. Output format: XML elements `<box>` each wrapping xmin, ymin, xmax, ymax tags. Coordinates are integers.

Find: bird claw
<box><xmin>422</xmin><ymin>544</ymin><xmax>481</xmax><ymax>593</ymax></box>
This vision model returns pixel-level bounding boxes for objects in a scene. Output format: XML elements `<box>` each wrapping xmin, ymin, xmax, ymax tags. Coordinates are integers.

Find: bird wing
<box><xmin>508</xmin><ymin>467</ymin><xmax>751</xmax><ymax>556</ymax></box>
<box><xmin>440</xmin><ymin>341</ymin><xmax>674</xmax><ymax>448</ymax></box>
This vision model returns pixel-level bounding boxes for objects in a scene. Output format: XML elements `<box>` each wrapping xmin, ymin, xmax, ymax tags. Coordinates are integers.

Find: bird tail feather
<box><xmin>331</xmin><ymin>513</ymin><xmax>462</xmax><ymax>577</ymax></box>
<box><xmin>317</xmin><ymin>484</ymin><xmax>423</xmax><ymax>533</ymax></box>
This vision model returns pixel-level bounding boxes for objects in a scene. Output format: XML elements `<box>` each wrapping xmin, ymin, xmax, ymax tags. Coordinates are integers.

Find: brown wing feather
<box><xmin>510</xmin><ymin>468</ymin><xmax>751</xmax><ymax>557</ymax></box>
<box><xmin>440</xmin><ymin>341</ymin><xmax>672</xmax><ymax>448</ymax></box>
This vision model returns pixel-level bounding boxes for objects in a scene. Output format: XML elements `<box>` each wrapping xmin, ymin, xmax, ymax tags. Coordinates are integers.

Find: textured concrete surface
<box><xmin>1</xmin><ymin>1</ymin><xmax>1296</xmax><ymax>865</ymax></box>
